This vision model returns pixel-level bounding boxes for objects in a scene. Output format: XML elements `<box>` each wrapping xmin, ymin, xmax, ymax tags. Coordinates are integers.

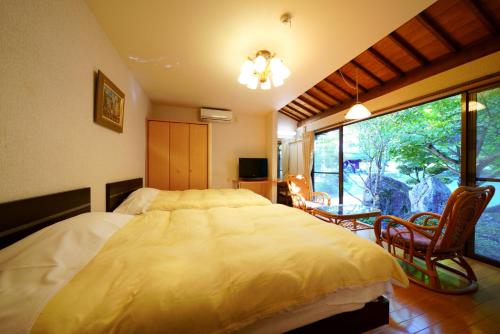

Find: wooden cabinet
<box><xmin>147</xmin><ymin>120</ymin><xmax>208</xmax><ymax>190</ymax></box>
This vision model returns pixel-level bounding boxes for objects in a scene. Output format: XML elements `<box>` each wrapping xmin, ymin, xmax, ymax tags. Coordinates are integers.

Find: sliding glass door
<box><xmin>313</xmin><ymin>130</ymin><xmax>340</xmax><ymax>205</ymax></box>
<box><xmin>468</xmin><ymin>85</ymin><xmax>500</xmax><ymax>264</ymax></box>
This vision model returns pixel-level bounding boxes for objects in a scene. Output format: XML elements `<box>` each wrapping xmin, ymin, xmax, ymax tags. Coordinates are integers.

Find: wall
<box><xmin>277</xmin><ymin>113</ymin><xmax>298</xmax><ymax>140</ymax></box>
<box><xmin>150</xmin><ymin>105</ymin><xmax>268</xmax><ymax>188</ymax></box>
<box><xmin>0</xmin><ymin>0</ymin><xmax>151</xmax><ymax>211</ymax></box>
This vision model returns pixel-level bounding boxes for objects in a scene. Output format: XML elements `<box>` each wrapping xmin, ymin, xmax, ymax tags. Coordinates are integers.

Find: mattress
<box><xmin>113</xmin><ymin>187</ymin><xmax>272</xmax><ymax>214</ymax></box>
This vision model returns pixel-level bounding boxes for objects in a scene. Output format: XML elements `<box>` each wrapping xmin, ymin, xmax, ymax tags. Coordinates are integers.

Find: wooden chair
<box><xmin>285</xmin><ymin>174</ymin><xmax>330</xmax><ymax>213</ymax></box>
<box><xmin>374</xmin><ymin>185</ymin><xmax>494</xmax><ymax>294</ymax></box>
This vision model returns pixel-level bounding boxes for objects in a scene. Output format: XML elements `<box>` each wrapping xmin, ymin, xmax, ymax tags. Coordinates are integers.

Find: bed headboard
<box><xmin>0</xmin><ymin>188</ymin><xmax>91</xmax><ymax>249</ymax></box>
<box><xmin>106</xmin><ymin>178</ymin><xmax>143</xmax><ymax>212</ymax></box>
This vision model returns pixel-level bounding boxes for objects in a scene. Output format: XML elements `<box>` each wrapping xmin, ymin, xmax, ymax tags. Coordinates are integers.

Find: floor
<box><xmin>354</xmin><ymin>230</ymin><xmax>500</xmax><ymax>334</ymax></box>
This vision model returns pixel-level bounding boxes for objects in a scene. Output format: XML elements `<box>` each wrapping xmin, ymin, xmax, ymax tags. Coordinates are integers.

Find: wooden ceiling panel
<box><xmin>372</xmin><ymin>38</ymin><xmax>421</xmax><ymax>72</ymax></box>
<box><xmin>427</xmin><ymin>0</ymin><xmax>491</xmax><ymax>46</ymax></box>
<box><xmin>315</xmin><ymin>81</ymin><xmax>344</xmax><ymax>102</ymax></box>
<box><xmin>397</xmin><ymin>18</ymin><xmax>450</xmax><ymax>61</ymax></box>
<box><xmin>282</xmin><ymin>0</ymin><xmax>500</xmax><ymax>127</ymax></box>
<box><xmin>307</xmin><ymin>87</ymin><xmax>338</xmax><ymax>106</ymax></box>
<box><xmin>339</xmin><ymin>62</ymin><xmax>380</xmax><ymax>90</ymax></box>
<box><xmin>481</xmin><ymin>0</ymin><xmax>500</xmax><ymax>25</ymax></box>
<box><xmin>355</xmin><ymin>52</ymin><xmax>398</xmax><ymax>82</ymax></box>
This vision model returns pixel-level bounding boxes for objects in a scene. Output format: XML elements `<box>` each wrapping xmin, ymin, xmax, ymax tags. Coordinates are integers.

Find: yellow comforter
<box><xmin>146</xmin><ymin>188</ymin><xmax>271</xmax><ymax>211</ymax></box>
<box><xmin>33</xmin><ymin>205</ymin><xmax>408</xmax><ymax>334</ymax></box>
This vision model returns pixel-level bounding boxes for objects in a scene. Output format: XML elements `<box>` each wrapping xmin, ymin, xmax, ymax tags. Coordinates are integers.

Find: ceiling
<box><xmin>278</xmin><ymin>0</ymin><xmax>500</xmax><ymax>125</ymax></box>
<box><xmin>85</xmin><ymin>0</ymin><xmax>435</xmax><ymax>113</ymax></box>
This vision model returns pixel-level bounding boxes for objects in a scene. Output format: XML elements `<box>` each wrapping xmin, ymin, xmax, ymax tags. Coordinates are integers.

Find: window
<box><xmin>311</xmin><ymin>81</ymin><xmax>500</xmax><ymax>266</ymax></box>
<box><xmin>313</xmin><ymin>130</ymin><xmax>339</xmax><ymax>204</ymax></box>
<box><xmin>343</xmin><ymin>95</ymin><xmax>461</xmax><ymax>218</ymax></box>
<box><xmin>277</xmin><ymin>141</ymin><xmax>283</xmax><ymax>180</ymax></box>
<box><xmin>470</xmin><ymin>86</ymin><xmax>500</xmax><ymax>263</ymax></box>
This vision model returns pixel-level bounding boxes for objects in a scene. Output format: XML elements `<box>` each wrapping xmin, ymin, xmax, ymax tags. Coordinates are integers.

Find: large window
<box><xmin>313</xmin><ymin>130</ymin><xmax>339</xmax><ymax>204</ymax></box>
<box><xmin>312</xmin><ymin>82</ymin><xmax>499</xmax><ymax>266</ymax></box>
<box><xmin>471</xmin><ymin>86</ymin><xmax>500</xmax><ymax>262</ymax></box>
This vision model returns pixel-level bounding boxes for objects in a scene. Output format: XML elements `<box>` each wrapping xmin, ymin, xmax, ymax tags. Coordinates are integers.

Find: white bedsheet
<box><xmin>0</xmin><ymin>212</ymin><xmax>133</xmax><ymax>334</ymax></box>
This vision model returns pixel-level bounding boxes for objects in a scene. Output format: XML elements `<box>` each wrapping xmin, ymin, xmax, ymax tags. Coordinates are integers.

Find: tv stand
<box><xmin>233</xmin><ymin>179</ymin><xmax>275</xmax><ymax>200</ymax></box>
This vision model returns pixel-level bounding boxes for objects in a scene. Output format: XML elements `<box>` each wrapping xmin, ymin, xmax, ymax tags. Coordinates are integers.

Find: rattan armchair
<box><xmin>374</xmin><ymin>185</ymin><xmax>495</xmax><ymax>294</ymax></box>
<box><xmin>285</xmin><ymin>174</ymin><xmax>330</xmax><ymax>213</ymax></box>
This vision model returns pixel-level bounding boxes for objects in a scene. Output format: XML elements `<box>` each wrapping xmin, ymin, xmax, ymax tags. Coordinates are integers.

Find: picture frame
<box><xmin>94</xmin><ymin>70</ymin><xmax>125</xmax><ymax>133</ymax></box>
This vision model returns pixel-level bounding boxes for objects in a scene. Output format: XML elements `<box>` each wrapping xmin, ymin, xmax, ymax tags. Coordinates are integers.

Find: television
<box><xmin>239</xmin><ymin>158</ymin><xmax>268</xmax><ymax>180</ymax></box>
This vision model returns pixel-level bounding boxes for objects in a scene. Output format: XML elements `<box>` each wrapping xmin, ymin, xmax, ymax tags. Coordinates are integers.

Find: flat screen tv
<box><xmin>239</xmin><ymin>158</ymin><xmax>268</xmax><ymax>180</ymax></box>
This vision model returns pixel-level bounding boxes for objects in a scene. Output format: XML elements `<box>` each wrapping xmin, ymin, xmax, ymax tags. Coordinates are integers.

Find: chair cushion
<box><xmin>381</xmin><ymin>227</ymin><xmax>441</xmax><ymax>251</ymax></box>
<box><xmin>305</xmin><ymin>201</ymin><xmax>321</xmax><ymax>210</ymax></box>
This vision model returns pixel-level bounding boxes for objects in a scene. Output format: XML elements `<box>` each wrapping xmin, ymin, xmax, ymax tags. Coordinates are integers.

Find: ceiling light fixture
<box><xmin>238</xmin><ymin>50</ymin><xmax>291</xmax><ymax>90</ymax></box>
<box><xmin>344</xmin><ymin>69</ymin><xmax>371</xmax><ymax>120</ymax></box>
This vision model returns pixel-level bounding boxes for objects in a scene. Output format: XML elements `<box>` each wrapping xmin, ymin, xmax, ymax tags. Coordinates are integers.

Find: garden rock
<box><xmin>409</xmin><ymin>176</ymin><xmax>451</xmax><ymax>214</ymax></box>
<box><xmin>363</xmin><ymin>176</ymin><xmax>411</xmax><ymax>217</ymax></box>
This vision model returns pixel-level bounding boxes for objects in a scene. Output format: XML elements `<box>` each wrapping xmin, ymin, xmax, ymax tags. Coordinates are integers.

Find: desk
<box><xmin>233</xmin><ymin>179</ymin><xmax>278</xmax><ymax>200</ymax></box>
<box><xmin>312</xmin><ymin>204</ymin><xmax>380</xmax><ymax>231</ymax></box>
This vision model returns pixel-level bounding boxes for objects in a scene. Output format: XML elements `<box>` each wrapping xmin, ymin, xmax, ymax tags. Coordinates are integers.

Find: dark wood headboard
<box><xmin>0</xmin><ymin>188</ymin><xmax>91</xmax><ymax>249</ymax></box>
<box><xmin>106</xmin><ymin>178</ymin><xmax>143</xmax><ymax>212</ymax></box>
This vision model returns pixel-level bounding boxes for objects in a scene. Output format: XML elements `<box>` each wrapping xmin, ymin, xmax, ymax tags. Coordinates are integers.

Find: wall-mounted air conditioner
<box><xmin>200</xmin><ymin>107</ymin><xmax>232</xmax><ymax>123</ymax></box>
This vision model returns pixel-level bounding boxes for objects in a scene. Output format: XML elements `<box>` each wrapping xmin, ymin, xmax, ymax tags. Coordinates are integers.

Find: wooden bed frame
<box><xmin>0</xmin><ymin>188</ymin><xmax>91</xmax><ymax>249</ymax></box>
<box><xmin>105</xmin><ymin>178</ymin><xmax>143</xmax><ymax>212</ymax></box>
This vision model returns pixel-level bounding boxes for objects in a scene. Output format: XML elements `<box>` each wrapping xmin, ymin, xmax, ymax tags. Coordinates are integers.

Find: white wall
<box><xmin>277</xmin><ymin>113</ymin><xmax>298</xmax><ymax>140</ymax></box>
<box><xmin>0</xmin><ymin>0</ymin><xmax>151</xmax><ymax>211</ymax></box>
<box><xmin>150</xmin><ymin>105</ymin><xmax>268</xmax><ymax>188</ymax></box>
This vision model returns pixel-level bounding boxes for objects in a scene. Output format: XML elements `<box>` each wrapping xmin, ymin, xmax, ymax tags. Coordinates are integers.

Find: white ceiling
<box><xmin>85</xmin><ymin>0</ymin><xmax>435</xmax><ymax>113</ymax></box>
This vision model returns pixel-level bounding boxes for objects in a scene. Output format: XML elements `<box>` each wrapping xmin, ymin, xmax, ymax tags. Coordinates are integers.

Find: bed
<box><xmin>0</xmin><ymin>186</ymin><xmax>408</xmax><ymax>333</ymax></box>
<box><xmin>106</xmin><ymin>178</ymin><xmax>272</xmax><ymax>214</ymax></box>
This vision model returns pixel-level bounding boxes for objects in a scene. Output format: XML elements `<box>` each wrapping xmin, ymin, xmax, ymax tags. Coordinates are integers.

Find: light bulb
<box><xmin>345</xmin><ymin>103</ymin><xmax>371</xmax><ymax>120</ymax></box>
<box><xmin>247</xmin><ymin>75</ymin><xmax>258</xmax><ymax>90</ymax></box>
<box><xmin>280</xmin><ymin>64</ymin><xmax>291</xmax><ymax>79</ymax></box>
<box><xmin>270</xmin><ymin>58</ymin><xmax>283</xmax><ymax>74</ymax></box>
<box><xmin>240</xmin><ymin>60</ymin><xmax>254</xmax><ymax>75</ymax></box>
<box><xmin>254</xmin><ymin>55</ymin><xmax>267</xmax><ymax>73</ymax></box>
<box><xmin>261</xmin><ymin>78</ymin><xmax>271</xmax><ymax>90</ymax></box>
<box><xmin>272</xmin><ymin>75</ymin><xmax>284</xmax><ymax>87</ymax></box>
<box><xmin>238</xmin><ymin>73</ymin><xmax>250</xmax><ymax>85</ymax></box>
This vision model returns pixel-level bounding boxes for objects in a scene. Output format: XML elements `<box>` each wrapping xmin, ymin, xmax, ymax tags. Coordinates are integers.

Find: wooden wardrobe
<box><xmin>147</xmin><ymin>120</ymin><xmax>208</xmax><ymax>190</ymax></box>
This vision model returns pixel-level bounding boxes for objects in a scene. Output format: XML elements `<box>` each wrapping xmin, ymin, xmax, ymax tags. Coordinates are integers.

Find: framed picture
<box><xmin>94</xmin><ymin>70</ymin><xmax>125</xmax><ymax>133</ymax></box>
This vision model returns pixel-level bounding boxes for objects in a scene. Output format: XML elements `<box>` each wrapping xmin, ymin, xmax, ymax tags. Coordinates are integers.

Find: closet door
<box><xmin>169</xmin><ymin>123</ymin><xmax>190</xmax><ymax>190</ymax></box>
<box><xmin>147</xmin><ymin>121</ymin><xmax>169</xmax><ymax>189</ymax></box>
<box><xmin>189</xmin><ymin>124</ymin><xmax>208</xmax><ymax>189</ymax></box>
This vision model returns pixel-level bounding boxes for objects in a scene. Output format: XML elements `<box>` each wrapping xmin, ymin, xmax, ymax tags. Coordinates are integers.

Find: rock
<box><xmin>409</xmin><ymin>177</ymin><xmax>451</xmax><ymax>214</ymax></box>
<box><xmin>362</xmin><ymin>175</ymin><xmax>411</xmax><ymax>217</ymax></box>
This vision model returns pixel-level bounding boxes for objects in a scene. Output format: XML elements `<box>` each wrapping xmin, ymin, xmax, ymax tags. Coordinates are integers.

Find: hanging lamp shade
<box><xmin>345</xmin><ymin>102</ymin><xmax>371</xmax><ymax>119</ymax></box>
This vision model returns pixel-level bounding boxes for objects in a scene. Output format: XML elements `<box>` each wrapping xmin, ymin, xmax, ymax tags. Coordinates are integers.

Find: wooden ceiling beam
<box><xmin>368</xmin><ymin>47</ymin><xmax>405</xmax><ymax>76</ymax></box>
<box><xmin>323</xmin><ymin>78</ymin><xmax>355</xmax><ymax>99</ymax></box>
<box><xmin>350</xmin><ymin>60</ymin><xmax>384</xmax><ymax>86</ymax></box>
<box><xmin>417</xmin><ymin>12</ymin><xmax>461</xmax><ymax>52</ymax></box>
<box><xmin>294</xmin><ymin>97</ymin><xmax>322</xmax><ymax>114</ymax></box>
<box><xmin>334</xmin><ymin>71</ymin><xmax>368</xmax><ymax>92</ymax></box>
<box><xmin>278</xmin><ymin>109</ymin><xmax>301</xmax><ymax>122</ymax></box>
<box><xmin>298</xmin><ymin>34</ymin><xmax>500</xmax><ymax>127</ymax></box>
<box><xmin>309</xmin><ymin>86</ymin><xmax>341</xmax><ymax>105</ymax></box>
<box><xmin>463</xmin><ymin>0</ymin><xmax>498</xmax><ymax>34</ymax></box>
<box><xmin>389</xmin><ymin>32</ymin><xmax>429</xmax><ymax>66</ymax></box>
<box><xmin>288</xmin><ymin>102</ymin><xmax>315</xmax><ymax>116</ymax></box>
<box><xmin>283</xmin><ymin>105</ymin><xmax>309</xmax><ymax>119</ymax></box>
<box><xmin>300</xmin><ymin>93</ymin><xmax>329</xmax><ymax>110</ymax></box>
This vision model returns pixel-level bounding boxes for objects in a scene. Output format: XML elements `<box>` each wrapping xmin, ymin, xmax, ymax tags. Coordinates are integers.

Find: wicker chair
<box><xmin>374</xmin><ymin>185</ymin><xmax>494</xmax><ymax>294</ymax></box>
<box><xmin>285</xmin><ymin>174</ymin><xmax>330</xmax><ymax>213</ymax></box>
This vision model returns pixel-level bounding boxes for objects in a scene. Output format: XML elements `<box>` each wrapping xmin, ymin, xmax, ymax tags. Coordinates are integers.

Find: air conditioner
<box><xmin>200</xmin><ymin>107</ymin><xmax>232</xmax><ymax>123</ymax></box>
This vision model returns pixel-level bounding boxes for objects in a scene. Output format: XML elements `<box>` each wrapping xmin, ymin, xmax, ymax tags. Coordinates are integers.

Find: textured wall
<box><xmin>0</xmin><ymin>0</ymin><xmax>151</xmax><ymax>211</ymax></box>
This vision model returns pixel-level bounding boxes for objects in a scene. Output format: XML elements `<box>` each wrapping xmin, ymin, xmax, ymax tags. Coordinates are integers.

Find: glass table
<box><xmin>312</xmin><ymin>204</ymin><xmax>381</xmax><ymax>231</ymax></box>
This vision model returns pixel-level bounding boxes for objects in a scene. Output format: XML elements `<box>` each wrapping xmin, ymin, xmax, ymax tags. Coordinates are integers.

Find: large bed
<box><xmin>0</xmin><ymin>181</ymin><xmax>408</xmax><ymax>333</ymax></box>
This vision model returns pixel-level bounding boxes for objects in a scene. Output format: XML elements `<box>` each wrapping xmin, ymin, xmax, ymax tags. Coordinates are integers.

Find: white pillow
<box><xmin>113</xmin><ymin>188</ymin><xmax>159</xmax><ymax>215</ymax></box>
